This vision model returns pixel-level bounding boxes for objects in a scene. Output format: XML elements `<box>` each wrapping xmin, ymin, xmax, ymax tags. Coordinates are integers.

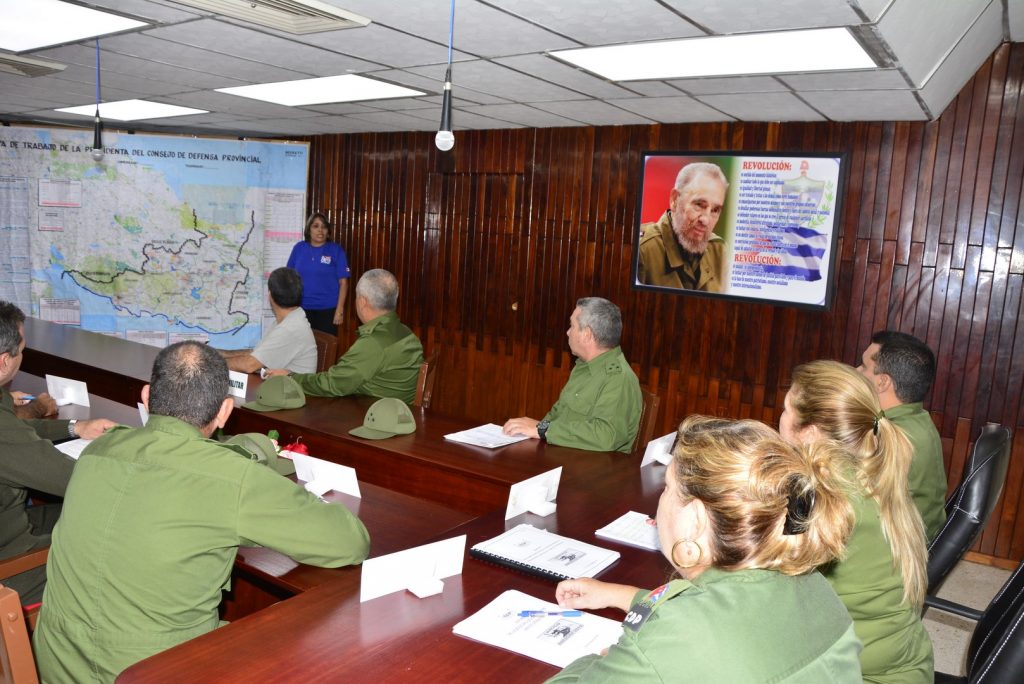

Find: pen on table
<box><xmin>517</xmin><ymin>610</ymin><xmax>583</xmax><ymax>617</ymax></box>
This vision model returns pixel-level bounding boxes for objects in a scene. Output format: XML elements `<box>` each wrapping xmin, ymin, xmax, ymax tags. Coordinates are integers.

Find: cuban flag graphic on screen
<box><xmin>762</xmin><ymin>225</ymin><xmax>827</xmax><ymax>281</ymax></box>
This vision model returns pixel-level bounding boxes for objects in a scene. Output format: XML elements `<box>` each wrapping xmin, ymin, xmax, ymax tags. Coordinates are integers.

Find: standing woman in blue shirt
<box><xmin>286</xmin><ymin>212</ymin><xmax>350</xmax><ymax>334</ymax></box>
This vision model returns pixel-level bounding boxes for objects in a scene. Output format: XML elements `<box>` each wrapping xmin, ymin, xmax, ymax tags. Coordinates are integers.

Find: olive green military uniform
<box><xmin>823</xmin><ymin>492</ymin><xmax>933</xmax><ymax>683</ymax></box>
<box><xmin>887</xmin><ymin>403</ymin><xmax>947</xmax><ymax>541</ymax></box>
<box><xmin>34</xmin><ymin>415</ymin><xmax>370</xmax><ymax>683</ymax></box>
<box><xmin>292</xmin><ymin>311</ymin><xmax>424</xmax><ymax>404</ymax></box>
<box><xmin>637</xmin><ymin>211</ymin><xmax>726</xmax><ymax>293</ymax></box>
<box><xmin>543</xmin><ymin>347</ymin><xmax>642</xmax><ymax>453</ymax></box>
<box><xmin>0</xmin><ymin>387</ymin><xmax>75</xmax><ymax>604</ymax></box>
<box><xmin>548</xmin><ymin>568</ymin><xmax>862</xmax><ymax>683</ymax></box>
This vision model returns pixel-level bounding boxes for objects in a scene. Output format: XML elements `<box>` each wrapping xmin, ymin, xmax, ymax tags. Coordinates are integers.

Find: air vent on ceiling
<box><xmin>0</xmin><ymin>53</ymin><xmax>67</xmax><ymax>77</ymax></box>
<box><xmin>171</xmin><ymin>0</ymin><xmax>370</xmax><ymax>34</ymax></box>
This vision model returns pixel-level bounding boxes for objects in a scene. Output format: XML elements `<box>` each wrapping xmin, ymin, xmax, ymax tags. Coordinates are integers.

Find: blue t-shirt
<box><xmin>286</xmin><ymin>241</ymin><xmax>350</xmax><ymax>310</ymax></box>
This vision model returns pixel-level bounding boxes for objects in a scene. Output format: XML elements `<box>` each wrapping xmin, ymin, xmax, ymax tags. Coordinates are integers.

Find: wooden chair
<box><xmin>629</xmin><ymin>388</ymin><xmax>661</xmax><ymax>458</ymax></box>
<box><xmin>0</xmin><ymin>547</ymin><xmax>48</xmax><ymax>684</ymax></box>
<box><xmin>311</xmin><ymin>330</ymin><xmax>339</xmax><ymax>373</ymax></box>
<box><xmin>413</xmin><ymin>349</ymin><xmax>440</xmax><ymax>409</ymax></box>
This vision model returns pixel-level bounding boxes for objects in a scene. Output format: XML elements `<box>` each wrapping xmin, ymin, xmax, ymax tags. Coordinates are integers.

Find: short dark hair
<box><xmin>149</xmin><ymin>341</ymin><xmax>229</xmax><ymax>428</ymax></box>
<box><xmin>303</xmin><ymin>212</ymin><xmax>332</xmax><ymax>243</ymax></box>
<box><xmin>576</xmin><ymin>297</ymin><xmax>622</xmax><ymax>349</ymax></box>
<box><xmin>268</xmin><ymin>267</ymin><xmax>303</xmax><ymax>308</ymax></box>
<box><xmin>0</xmin><ymin>300</ymin><xmax>26</xmax><ymax>357</ymax></box>
<box><xmin>870</xmin><ymin>330</ymin><xmax>936</xmax><ymax>403</ymax></box>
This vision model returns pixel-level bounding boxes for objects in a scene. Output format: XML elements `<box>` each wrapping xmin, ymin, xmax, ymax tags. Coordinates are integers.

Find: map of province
<box><xmin>60</xmin><ymin>206</ymin><xmax>255</xmax><ymax>335</ymax></box>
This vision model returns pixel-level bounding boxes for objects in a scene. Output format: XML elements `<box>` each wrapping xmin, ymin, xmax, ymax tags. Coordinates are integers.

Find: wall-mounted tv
<box><xmin>632</xmin><ymin>151</ymin><xmax>846</xmax><ymax>311</ymax></box>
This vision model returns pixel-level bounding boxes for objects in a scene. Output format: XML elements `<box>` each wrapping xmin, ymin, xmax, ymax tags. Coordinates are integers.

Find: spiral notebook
<box><xmin>469</xmin><ymin>524</ymin><xmax>620</xmax><ymax>582</ymax></box>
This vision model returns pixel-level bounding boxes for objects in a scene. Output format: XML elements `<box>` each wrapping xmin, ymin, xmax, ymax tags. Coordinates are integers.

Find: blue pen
<box><xmin>20</xmin><ymin>395</ymin><xmax>36</xmax><ymax>402</ymax></box>
<box><xmin>517</xmin><ymin>610</ymin><xmax>582</xmax><ymax>617</ymax></box>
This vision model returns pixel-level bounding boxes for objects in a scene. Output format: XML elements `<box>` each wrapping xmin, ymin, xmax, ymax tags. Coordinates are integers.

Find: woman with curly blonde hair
<box><xmin>548</xmin><ymin>416</ymin><xmax>862</xmax><ymax>682</ymax></box>
<box><xmin>782</xmin><ymin>360</ymin><xmax>931</xmax><ymax>684</ymax></box>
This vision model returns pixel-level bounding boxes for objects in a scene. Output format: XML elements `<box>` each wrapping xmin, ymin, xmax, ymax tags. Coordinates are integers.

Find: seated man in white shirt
<box><xmin>221</xmin><ymin>267</ymin><xmax>318</xmax><ymax>374</ymax></box>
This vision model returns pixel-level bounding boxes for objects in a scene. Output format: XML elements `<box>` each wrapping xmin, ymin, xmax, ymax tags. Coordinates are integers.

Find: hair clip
<box><xmin>783</xmin><ymin>480</ymin><xmax>815</xmax><ymax>535</ymax></box>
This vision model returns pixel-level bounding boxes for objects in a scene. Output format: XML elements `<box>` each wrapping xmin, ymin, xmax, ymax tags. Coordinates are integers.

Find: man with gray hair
<box><xmin>269</xmin><ymin>269</ymin><xmax>423</xmax><ymax>403</ymax></box>
<box><xmin>503</xmin><ymin>297</ymin><xmax>642</xmax><ymax>452</ymax></box>
<box><xmin>638</xmin><ymin>162</ymin><xmax>729</xmax><ymax>292</ymax></box>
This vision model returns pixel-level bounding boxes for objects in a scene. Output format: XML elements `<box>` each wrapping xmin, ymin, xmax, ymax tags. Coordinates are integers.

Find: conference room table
<box><xmin>119</xmin><ymin>460</ymin><xmax>673</xmax><ymax>682</ymax></box>
<box><xmin>22</xmin><ymin>317</ymin><xmax>630</xmax><ymax>516</ymax></box>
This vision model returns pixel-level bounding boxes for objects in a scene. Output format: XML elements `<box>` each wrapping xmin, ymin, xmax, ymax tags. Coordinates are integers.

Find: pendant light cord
<box><xmin>446</xmin><ymin>0</ymin><xmax>454</xmax><ymax>67</ymax></box>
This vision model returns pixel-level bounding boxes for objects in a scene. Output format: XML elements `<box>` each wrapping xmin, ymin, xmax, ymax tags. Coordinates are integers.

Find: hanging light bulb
<box><xmin>435</xmin><ymin>0</ymin><xmax>455</xmax><ymax>152</ymax></box>
<box><xmin>91</xmin><ymin>39</ymin><xmax>104</xmax><ymax>163</ymax></box>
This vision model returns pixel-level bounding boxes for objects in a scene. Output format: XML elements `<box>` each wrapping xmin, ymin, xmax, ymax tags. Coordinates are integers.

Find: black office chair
<box><xmin>928</xmin><ymin>558</ymin><xmax>1024</xmax><ymax>683</ymax></box>
<box><xmin>927</xmin><ymin>424</ymin><xmax>1011</xmax><ymax>596</ymax></box>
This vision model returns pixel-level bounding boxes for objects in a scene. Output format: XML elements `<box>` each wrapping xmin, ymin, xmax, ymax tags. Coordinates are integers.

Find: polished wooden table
<box><xmin>119</xmin><ymin>463</ymin><xmax>671</xmax><ymax>683</ymax></box>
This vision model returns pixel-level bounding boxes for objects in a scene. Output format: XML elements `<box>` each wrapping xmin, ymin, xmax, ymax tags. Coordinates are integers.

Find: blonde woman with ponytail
<box><xmin>781</xmin><ymin>360</ymin><xmax>931</xmax><ymax>684</ymax></box>
<box><xmin>547</xmin><ymin>416</ymin><xmax>862</xmax><ymax>683</ymax></box>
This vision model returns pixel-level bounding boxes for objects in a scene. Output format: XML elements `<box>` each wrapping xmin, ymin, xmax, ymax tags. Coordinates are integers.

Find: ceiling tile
<box><xmin>801</xmin><ymin>88</ymin><xmax>926</xmax><ymax>120</ymax></box>
<box><xmin>661</xmin><ymin>0</ymin><xmax>863</xmax><ymax>33</ymax></box>
<box><xmin>404</xmin><ymin>61</ymin><xmax>583</xmax><ymax>102</ymax></box>
<box><xmin>78</xmin><ymin>0</ymin><xmax>202</xmax><ymax>23</ymax></box>
<box><xmin>877</xmin><ymin>0</ymin><xmax>992</xmax><ymax>86</ymax></box>
<box><xmin>696</xmin><ymin>91</ymin><xmax>824</xmax><ymax>121</ymax></box>
<box><xmin>779</xmin><ymin>69</ymin><xmax>908</xmax><ymax>90</ymax></box>
<box><xmin>530</xmin><ymin>100</ymin><xmax>652</xmax><ymax>126</ymax></box>
<box><xmin>608</xmin><ymin>96</ymin><xmax>732</xmax><ymax>123</ymax></box>
<box><xmin>918</xmin><ymin>0</ymin><xmax>1003</xmax><ymax>117</ymax></box>
<box><xmin>460</xmin><ymin>103</ymin><xmax>584</xmax><ymax>127</ymax></box>
<box><xmin>488</xmin><ymin>0</ymin><xmax>704</xmax><ymax>44</ymax></box>
<box><xmin>142</xmin><ymin>19</ymin><xmax>380</xmax><ymax>76</ymax></box>
<box><xmin>494</xmin><ymin>55</ymin><xmax>638</xmax><ymax>99</ymax></box>
<box><xmin>668</xmin><ymin>76</ymin><xmax>789</xmax><ymax>95</ymax></box>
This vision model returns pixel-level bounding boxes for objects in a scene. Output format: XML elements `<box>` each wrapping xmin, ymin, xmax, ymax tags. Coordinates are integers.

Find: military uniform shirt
<box><xmin>548</xmin><ymin>568</ymin><xmax>862</xmax><ymax>683</ymax></box>
<box><xmin>822</xmin><ymin>491</ymin><xmax>934</xmax><ymax>683</ymax></box>
<box><xmin>292</xmin><ymin>311</ymin><xmax>424</xmax><ymax>404</ymax></box>
<box><xmin>637</xmin><ymin>211</ymin><xmax>726</xmax><ymax>293</ymax></box>
<box><xmin>34</xmin><ymin>415</ymin><xmax>370</xmax><ymax>683</ymax></box>
<box><xmin>886</xmin><ymin>402</ymin><xmax>947</xmax><ymax>541</ymax></box>
<box><xmin>542</xmin><ymin>347</ymin><xmax>642</xmax><ymax>453</ymax></box>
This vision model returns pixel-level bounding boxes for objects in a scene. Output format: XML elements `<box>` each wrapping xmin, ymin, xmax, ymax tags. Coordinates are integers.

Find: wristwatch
<box><xmin>536</xmin><ymin>419</ymin><xmax>550</xmax><ymax>442</ymax></box>
<box><xmin>67</xmin><ymin>419</ymin><xmax>78</xmax><ymax>439</ymax></box>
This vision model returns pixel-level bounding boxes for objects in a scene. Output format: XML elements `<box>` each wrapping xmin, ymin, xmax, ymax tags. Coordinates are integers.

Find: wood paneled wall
<box><xmin>306</xmin><ymin>43</ymin><xmax>1024</xmax><ymax>562</ymax></box>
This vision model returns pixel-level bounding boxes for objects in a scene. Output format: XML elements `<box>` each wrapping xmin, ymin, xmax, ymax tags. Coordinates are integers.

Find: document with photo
<box><xmin>452</xmin><ymin>589</ymin><xmax>622</xmax><ymax>668</ymax></box>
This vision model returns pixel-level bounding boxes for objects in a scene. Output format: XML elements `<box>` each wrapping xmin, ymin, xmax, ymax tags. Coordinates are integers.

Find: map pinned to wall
<box><xmin>0</xmin><ymin>126</ymin><xmax>308</xmax><ymax>348</ymax></box>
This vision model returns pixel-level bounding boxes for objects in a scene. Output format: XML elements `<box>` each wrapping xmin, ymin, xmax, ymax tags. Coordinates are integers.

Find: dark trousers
<box><xmin>304</xmin><ymin>308</ymin><xmax>337</xmax><ymax>335</ymax></box>
<box><xmin>6</xmin><ymin>503</ymin><xmax>62</xmax><ymax>605</ymax></box>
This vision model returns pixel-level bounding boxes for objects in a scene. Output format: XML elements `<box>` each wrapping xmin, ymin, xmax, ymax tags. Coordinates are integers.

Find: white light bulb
<box><xmin>435</xmin><ymin>129</ymin><xmax>454</xmax><ymax>152</ymax></box>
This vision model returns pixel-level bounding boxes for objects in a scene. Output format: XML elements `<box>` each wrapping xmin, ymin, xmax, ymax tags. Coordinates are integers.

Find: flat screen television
<box><xmin>632</xmin><ymin>151</ymin><xmax>846</xmax><ymax>310</ymax></box>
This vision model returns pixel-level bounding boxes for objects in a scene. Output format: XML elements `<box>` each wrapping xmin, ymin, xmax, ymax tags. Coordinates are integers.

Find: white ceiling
<box><xmin>0</xmin><ymin>0</ymin><xmax>1020</xmax><ymax>137</ymax></box>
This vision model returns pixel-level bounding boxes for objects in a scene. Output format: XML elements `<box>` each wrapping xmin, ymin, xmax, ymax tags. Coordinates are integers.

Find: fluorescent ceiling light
<box><xmin>0</xmin><ymin>0</ymin><xmax>147</xmax><ymax>52</ymax></box>
<box><xmin>55</xmin><ymin>100</ymin><xmax>208</xmax><ymax>121</ymax></box>
<box><xmin>550</xmin><ymin>28</ymin><xmax>876</xmax><ymax>81</ymax></box>
<box><xmin>217</xmin><ymin>74</ymin><xmax>425</xmax><ymax>106</ymax></box>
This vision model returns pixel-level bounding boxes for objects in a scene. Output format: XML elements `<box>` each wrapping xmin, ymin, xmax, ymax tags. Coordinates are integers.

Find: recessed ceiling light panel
<box><xmin>217</xmin><ymin>74</ymin><xmax>425</xmax><ymax>106</ymax></box>
<box><xmin>0</xmin><ymin>0</ymin><xmax>148</xmax><ymax>52</ymax></box>
<box><xmin>56</xmin><ymin>100</ymin><xmax>209</xmax><ymax>121</ymax></box>
<box><xmin>550</xmin><ymin>28</ymin><xmax>877</xmax><ymax>81</ymax></box>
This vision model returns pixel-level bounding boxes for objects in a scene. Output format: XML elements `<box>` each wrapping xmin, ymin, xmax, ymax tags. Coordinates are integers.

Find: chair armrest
<box><xmin>0</xmin><ymin>547</ymin><xmax>49</xmax><ymax>581</ymax></box>
<box><xmin>924</xmin><ymin>594</ymin><xmax>983</xmax><ymax>621</ymax></box>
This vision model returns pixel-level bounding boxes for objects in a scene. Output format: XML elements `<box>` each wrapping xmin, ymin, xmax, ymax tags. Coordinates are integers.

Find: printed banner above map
<box><xmin>0</xmin><ymin>126</ymin><xmax>308</xmax><ymax>348</ymax></box>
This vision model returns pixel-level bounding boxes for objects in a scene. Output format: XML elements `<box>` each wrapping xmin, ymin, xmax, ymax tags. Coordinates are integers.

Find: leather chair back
<box><xmin>962</xmin><ymin>559</ymin><xmax>1024</xmax><ymax>683</ymax></box>
<box><xmin>629</xmin><ymin>389</ymin><xmax>661</xmax><ymax>458</ymax></box>
<box><xmin>927</xmin><ymin>424</ymin><xmax>1011</xmax><ymax>594</ymax></box>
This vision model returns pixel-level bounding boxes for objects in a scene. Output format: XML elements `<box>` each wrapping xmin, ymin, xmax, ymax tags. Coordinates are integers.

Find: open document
<box><xmin>444</xmin><ymin>423</ymin><xmax>529</xmax><ymax>449</ymax></box>
<box><xmin>452</xmin><ymin>589</ymin><xmax>622</xmax><ymax>668</ymax></box>
<box><xmin>470</xmin><ymin>524</ymin><xmax>619</xmax><ymax>581</ymax></box>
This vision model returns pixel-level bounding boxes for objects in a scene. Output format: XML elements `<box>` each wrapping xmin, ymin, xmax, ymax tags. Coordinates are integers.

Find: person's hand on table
<box><xmin>264</xmin><ymin>369</ymin><xmax>290</xmax><ymax>378</ymax></box>
<box><xmin>74</xmin><ymin>418</ymin><xmax>118</xmax><ymax>440</ymax></box>
<box><xmin>502</xmin><ymin>417</ymin><xmax>539</xmax><ymax>439</ymax></box>
<box><xmin>555</xmin><ymin>578</ymin><xmax>639</xmax><ymax>613</ymax></box>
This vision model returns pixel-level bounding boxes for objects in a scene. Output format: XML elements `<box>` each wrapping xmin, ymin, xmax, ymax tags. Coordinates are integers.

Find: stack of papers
<box><xmin>594</xmin><ymin>511</ymin><xmax>660</xmax><ymax>552</ymax></box>
<box><xmin>444</xmin><ymin>423</ymin><xmax>529</xmax><ymax>449</ymax></box>
<box><xmin>452</xmin><ymin>589</ymin><xmax>622</xmax><ymax>668</ymax></box>
<box><xmin>470</xmin><ymin>524</ymin><xmax>620</xmax><ymax>581</ymax></box>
